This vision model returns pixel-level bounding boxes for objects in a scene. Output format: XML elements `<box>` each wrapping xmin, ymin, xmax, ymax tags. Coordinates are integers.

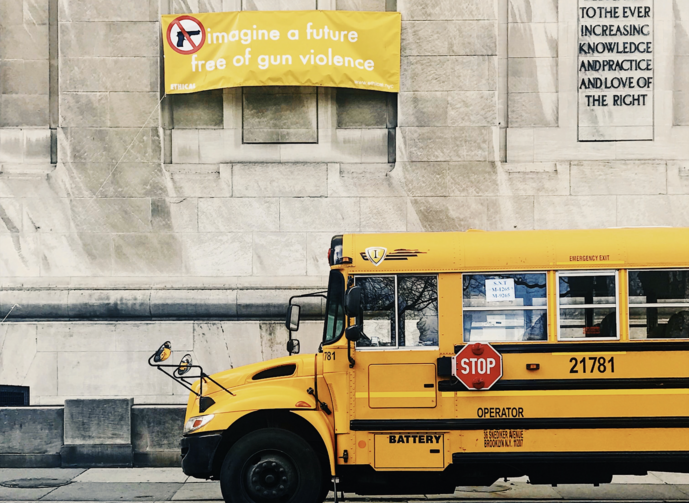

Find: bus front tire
<box><xmin>220</xmin><ymin>427</ymin><xmax>325</xmax><ymax>503</ymax></box>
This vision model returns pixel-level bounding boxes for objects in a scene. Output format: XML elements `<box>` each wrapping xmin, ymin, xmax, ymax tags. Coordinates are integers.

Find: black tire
<box><xmin>220</xmin><ymin>428</ymin><xmax>325</xmax><ymax>503</ymax></box>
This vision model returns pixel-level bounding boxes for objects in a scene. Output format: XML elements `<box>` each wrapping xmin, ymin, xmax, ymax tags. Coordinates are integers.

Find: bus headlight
<box><xmin>184</xmin><ymin>414</ymin><xmax>215</xmax><ymax>434</ymax></box>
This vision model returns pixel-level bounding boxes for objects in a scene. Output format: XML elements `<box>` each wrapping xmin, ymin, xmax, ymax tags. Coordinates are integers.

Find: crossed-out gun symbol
<box><xmin>176</xmin><ymin>30</ymin><xmax>200</xmax><ymax>47</ymax></box>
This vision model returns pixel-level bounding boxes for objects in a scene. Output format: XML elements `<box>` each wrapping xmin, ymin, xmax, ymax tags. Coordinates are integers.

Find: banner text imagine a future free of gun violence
<box><xmin>162</xmin><ymin>10</ymin><xmax>401</xmax><ymax>94</ymax></box>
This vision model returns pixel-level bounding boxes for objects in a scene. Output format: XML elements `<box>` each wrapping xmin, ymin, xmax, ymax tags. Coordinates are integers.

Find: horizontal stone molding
<box><xmin>0</xmin><ymin>287</ymin><xmax>326</xmax><ymax>320</ymax></box>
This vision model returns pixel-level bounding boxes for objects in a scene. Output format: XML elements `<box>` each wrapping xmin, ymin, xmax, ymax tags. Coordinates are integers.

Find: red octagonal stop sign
<box><xmin>452</xmin><ymin>343</ymin><xmax>503</xmax><ymax>390</ymax></box>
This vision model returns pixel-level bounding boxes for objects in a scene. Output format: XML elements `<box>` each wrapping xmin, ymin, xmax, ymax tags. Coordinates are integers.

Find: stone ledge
<box><xmin>0</xmin><ymin>287</ymin><xmax>326</xmax><ymax>320</ymax></box>
<box><xmin>60</xmin><ymin>444</ymin><xmax>133</xmax><ymax>468</ymax></box>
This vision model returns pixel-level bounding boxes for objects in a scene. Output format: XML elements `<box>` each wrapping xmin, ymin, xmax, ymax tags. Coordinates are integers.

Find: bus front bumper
<box><xmin>181</xmin><ymin>432</ymin><xmax>223</xmax><ymax>479</ymax></box>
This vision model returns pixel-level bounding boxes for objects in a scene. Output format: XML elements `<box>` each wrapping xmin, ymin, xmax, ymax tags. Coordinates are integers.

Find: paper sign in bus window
<box><xmin>486</xmin><ymin>279</ymin><xmax>515</xmax><ymax>303</ymax></box>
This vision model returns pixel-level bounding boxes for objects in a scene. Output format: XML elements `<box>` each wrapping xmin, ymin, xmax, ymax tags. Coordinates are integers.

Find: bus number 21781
<box><xmin>569</xmin><ymin>356</ymin><xmax>615</xmax><ymax>374</ymax></box>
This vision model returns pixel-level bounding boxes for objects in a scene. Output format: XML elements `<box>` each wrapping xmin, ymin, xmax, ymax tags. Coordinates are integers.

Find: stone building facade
<box><xmin>1</xmin><ymin>0</ymin><xmax>689</xmax><ymax>406</ymax></box>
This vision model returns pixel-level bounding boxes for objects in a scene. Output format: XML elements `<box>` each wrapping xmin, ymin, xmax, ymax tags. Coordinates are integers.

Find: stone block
<box><xmin>407</xmin><ymin>196</ymin><xmax>533</xmax><ymax>232</ymax></box>
<box><xmin>0</xmin><ymin>198</ymin><xmax>22</xmax><ymax>232</ymax></box>
<box><xmin>131</xmin><ymin>406</ymin><xmax>186</xmax><ymax>467</ymax></box>
<box><xmin>571</xmin><ymin>162</ymin><xmax>667</xmax><ymax>196</ymax></box>
<box><xmin>0</xmin><ymin>60</ymin><xmax>49</xmax><ymax>95</ymax></box>
<box><xmin>193</xmin><ymin>322</ymin><xmax>263</xmax><ymax>373</ymax></box>
<box><xmin>336</xmin><ymin>88</ymin><xmax>389</xmax><ymax>128</ymax></box>
<box><xmin>508</xmin><ymin>58</ymin><xmax>557</xmax><ymax>93</ymax></box>
<box><xmin>401</xmin><ymin>21</ymin><xmax>451</xmax><ymax>56</ymax></box>
<box><xmin>0</xmin><ymin>408</ymin><xmax>64</xmax><ymax>455</ymax></box>
<box><xmin>152</xmin><ymin>198</ymin><xmax>198</xmax><ymax>233</ymax></box>
<box><xmin>113</xmin><ymin>234</ymin><xmax>184</xmax><ymax>276</ymax></box>
<box><xmin>95</xmin><ymin>163</ymin><xmax>167</xmax><ymax>198</ymax></box>
<box><xmin>62</xmin><ymin>127</ymin><xmax>160</xmax><ymax>163</ymax></box>
<box><xmin>253</xmin><ymin>232</ymin><xmax>307</xmax><ymax>276</ymax></box>
<box><xmin>506</xmin><ymin>127</ymin><xmax>534</xmax><ymax>162</ymax></box>
<box><xmin>60</xmin><ymin>444</ymin><xmax>133</xmax><ymax>468</ymax></box>
<box><xmin>57</xmin><ymin>351</ymin><xmax>174</xmax><ymax>397</ymax></box>
<box><xmin>337</xmin><ymin>0</ymin><xmax>385</xmax><ymax>9</ymax></box>
<box><xmin>171</xmin><ymin>130</ymin><xmax>200</xmax><ymax>164</ymax></box>
<box><xmin>507</xmin><ymin>23</ymin><xmax>558</xmax><ymax>58</ymax></box>
<box><xmin>400</xmin><ymin>127</ymin><xmax>495</xmax><ymax>162</ymax></box>
<box><xmin>617</xmin><ymin>196</ymin><xmax>689</xmax><ymax>227</ymax></box>
<box><xmin>0</xmin><ymin>95</ymin><xmax>50</xmax><ymax>127</ymax></box>
<box><xmin>64</xmin><ymin>398</ymin><xmax>132</xmax><ymax>445</ymax></box>
<box><xmin>242</xmin><ymin>0</ymin><xmax>316</xmax><ymax>9</ymax></box>
<box><xmin>22</xmin><ymin>352</ymin><xmax>58</xmax><ymax>400</ymax></box>
<box><xmin>39</xmin><ymin>234</ymin><xmax>113</xmax><ymax>277</ymax></box>
<box><xmin>534</xmin><ymin>196</ymin><xmax>617</xmax><ymax>229</ymax></box>
<box><xmin>59</xmin><ymin>93</ymin><xmax>109</xmax><ymax>127</ymax></box>
<box><xmin>108</xmin><ymin>93</ymin><xmax>160</xmax><ymax>128</ymax></box>
<box><xmin>0</xmin><ymin>323</ymin><xmax>37</xmax><ymax>386</ymax></box>
<box><xmin>447</xmin><ymin>161</ymin><xmax>570</xmax><ymax>196</ymax></box>
<box><xmin>233</xmin><ymin>163</ymin><xmax>327</xmax><ymax>197</ymax></box>
<box><xmin>243</xmin><ymin>89</ymin><xmax>317</xmax><ymax>143</ymax></box>
<box><xmin>0</xmin><ymin>24</ymin><xmax>48</xmax><ymax>59</ymax></box>
<box><xmin>168</xmin><ymin>172</ymin><xmax>233</xmax><ymax>197</ymax></box>
<box><xmin>668</xmin><ymin>161</ymin><xmax>689</xmax><ymax>194</ymax></box>
<box><xmin>182</xmin><ymin>233</ymin><xmax>253</xmax><ymax>276</ymax></box>
<box><xmin>508</xmin><ymin>93</ymin><xmax>558</xmax><ymax>127</ymax></box>
<box><xmin>198</xmin><ymin>198</ymin><xmax>279</xmax><ymax>232</ymax></box>
<box><xmin>307</xmin><ymin>232</ymin><xmax>333</xmax><ymax>276</ymax></box>
<box><xmin>198</xmin><ymin>129</ymin><xmax>232</xmax><ymax>163</ymax></box>
<box><xmin>37</xmin><ymin>322</ymin><xmax>194</xmax><ymax>352</ymax></box>
<box><xmin>395</xmin><ymin>161</ymin><xmax>449</xmax><ymax>196</ymax></box>
<box><xmin>508</xmin><ymin>0</ymin><xmax>558</xmax><ymax>23</ymax></box>
<box><xmin>0</xmin><ymin>0</ymin><xmax>23</xmax><ymax>27</ymax></box>
<box><xmin>449</xmin><ymin>21</ymin><xmax>497</xmax><ymax>55</ymax></box>
<box><xmin>23</xmin><ymin>129</ymin><xmax>52</xmax><ymax>163</ymax></box>
<box><xmin>0</xmin><ymin>129</ymin><xmax>24</xmax><ymax>163</ymax></box>
<box><xmin>674</xmin><ymin>92</ymin><xmax>689</xmax><ymax>126</ymax></box>
<box><xmin>21</xmin><ymin>198</ymin><xmax>73</xmax><ymax>234</ymax></box>
<box><xmin>60</xmin><ymin>57</ymin><xmax>157</xmax><ymax>92</ymax></box>
<box><xmin>150</xmin><ymin>290</ymin><xmax>237</xmax><ymax>318</ymax></box>
<box><xmin>60</xmin><ymin>21</ymin><xmax>158</xmax><ymax>58</ymax></box>
<box><xmin>171</xmin><ymin>91</ymin><xmax>224</xmax><ymax>129</ymax></box>
<box><xmin>279</xmin><ymin>197</ymin><xmax>360</xmax><ymax>232</ymax></box>
<box><xmin>328</xmin><ymin>162</ymin><xmax>404</xmax><ymax>197</ymax></box>
<box><xmin>401</xmin><ymin>56</ymin><xmax>497</xmax><ymax>92</ymax></box>
<box><xmin>59</xmin><ymin>0</ymin><xmax>157</xmax><ymax>21</ymax></box>
<box><xmin>360</xmin><ymin>197</ymin><xmax>407</xmax><ymax>231</ymax></box>
<box><xmin>24</xmin><ymin>0</ymin><xmax>50</xmax><ymax>25</ymax></box>
<box><xmin>71</xmin><ymin>198</ymin><xmax>151</xmax><ymax>233</ymax></box>
<box><xmin>398</xmin><ymin>92</ymin><xmax>448</xmax><ymax>127</ymax></box>
<box><xmin>398</xmin><ymin>0</ymin><xmax>497</xmax><ymax>20</ymax></box>
<box><xmin>0</xmin><ymin>234</ymin><xmax>40</xmax><ymax>276</ymax></box>
<box><xmin>360</xmin><ymin>129</ymin><xmax>389</xmax><ymax>162</ymax></box>
<box><xmin>447</xmin><ymin>91</ymin><xmax>497</xmax><ymax>126</ymax></box>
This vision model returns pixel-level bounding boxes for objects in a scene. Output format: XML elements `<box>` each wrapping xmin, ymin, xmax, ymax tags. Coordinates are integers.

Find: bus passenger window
<box><xmin>558</xmin><ymin>273</ymin><xmax>618</xmax><ymax>339</ymax></box>
<box><xmin>629</xmin><ymin>270</ymin><xmax>689</xmax><ymax>339</ymax></box>
<box><xmin>398</xmin><ymin>276</ymin><xmax>438</xmax><ymax>347</ymax></box>
<box><xmin>462</xmin><ymin>273</ymin><xmax>547</xmax><ymax>342</ymax></box>
<box><xmin>355</xmin><ymin>276</ymin><xmax>396</xmax><ymax>347</ymax></box>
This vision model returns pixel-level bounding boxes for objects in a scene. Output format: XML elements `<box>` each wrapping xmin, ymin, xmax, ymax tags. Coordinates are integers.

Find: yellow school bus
<box><xmin>152</xmin><ymin>228</ymin><xmax>689</xmax><ymax>502</ymax></box>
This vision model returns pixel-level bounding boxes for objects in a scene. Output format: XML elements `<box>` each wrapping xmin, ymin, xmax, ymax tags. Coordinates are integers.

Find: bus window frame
<box><xmin>627</xmin><ymin>268</ymin><xmax>689</xmax><ymax>341</ymax></box>
<box><xmin>556</xmin><ymin>270</ymin><xmax>620</xmax><ymax>342</ymax></box>
<box><xmin>353</xmin><ymin>274</ymin><xmax>440</xmax><ymax>352</ymax></box>
<box><xmin>461</xmin><ymin>271</ymin><xmax>549</xmax><ymax>344</ymax></box>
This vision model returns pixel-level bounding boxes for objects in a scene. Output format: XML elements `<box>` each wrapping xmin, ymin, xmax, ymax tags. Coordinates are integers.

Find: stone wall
<box><xmin>2</xmin><ymin>0</ymin><xmax>689</xmax><ymax>405</ymax></box>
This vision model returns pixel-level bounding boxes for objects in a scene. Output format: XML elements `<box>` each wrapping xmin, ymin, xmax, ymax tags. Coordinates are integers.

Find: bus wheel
<box><xmin>220</xmin><ymin>427</ymin><xmax>324</xmax><ymax>503</ymax></box>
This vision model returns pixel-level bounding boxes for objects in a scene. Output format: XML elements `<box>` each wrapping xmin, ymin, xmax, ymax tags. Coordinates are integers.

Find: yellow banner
<box><xmin>161</xmin><ymin>10</ymin><xmax>401</xmax><ymax>94</ymax></box>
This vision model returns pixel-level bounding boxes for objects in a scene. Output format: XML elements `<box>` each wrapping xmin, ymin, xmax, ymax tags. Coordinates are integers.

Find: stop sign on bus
<box><xmin>452</xmin><ymin>343</ymin><xmax>503</xmax><ymax>390</ymax></box>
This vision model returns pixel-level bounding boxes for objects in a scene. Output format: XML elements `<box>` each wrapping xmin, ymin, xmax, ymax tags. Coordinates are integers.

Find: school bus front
<box><xmin>171</xmin><ymin>228</ymin><xmax>689</xmax><ymax>502</ymax></box>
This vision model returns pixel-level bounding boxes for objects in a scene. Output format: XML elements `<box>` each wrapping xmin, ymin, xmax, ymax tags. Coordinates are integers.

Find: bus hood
<box><xmin>190</xmin><ymin>353</ymin><xmax>317</xmax><ymax>396</ymax></box>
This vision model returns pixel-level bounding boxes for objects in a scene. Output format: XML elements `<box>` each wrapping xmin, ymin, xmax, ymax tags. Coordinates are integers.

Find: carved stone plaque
<box><xmin>578</xmin><ymin>0</ymin><xmax>654</xmax><ymax>141</ymax></box>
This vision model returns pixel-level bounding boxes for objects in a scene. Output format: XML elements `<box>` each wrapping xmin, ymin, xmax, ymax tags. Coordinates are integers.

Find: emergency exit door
<box><xmin>368</xmin><ymin>364</ymin><xmax>437</xmax><ymax>408</ymax></box>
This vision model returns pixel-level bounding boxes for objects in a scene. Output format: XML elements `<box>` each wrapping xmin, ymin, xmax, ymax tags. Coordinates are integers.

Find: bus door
<box><xmin>353</xmin><ymin>275</ymin><xmax>440</xmax><ymax>410</ymax></box>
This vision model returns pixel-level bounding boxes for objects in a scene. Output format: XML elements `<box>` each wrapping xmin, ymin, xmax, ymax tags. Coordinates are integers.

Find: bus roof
<box><xmin>342</xmin><ymin>228</ymin><xmax>689</xmax><ymax>273</ymax></box>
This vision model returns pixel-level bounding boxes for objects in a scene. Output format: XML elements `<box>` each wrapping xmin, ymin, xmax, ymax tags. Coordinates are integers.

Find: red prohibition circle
<box><xmin>166</xmin><ymin>15</ymin><xmax>206</xmax><ymax>55</ymax></box>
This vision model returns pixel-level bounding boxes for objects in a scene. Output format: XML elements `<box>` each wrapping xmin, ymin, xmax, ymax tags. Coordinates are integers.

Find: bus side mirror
<box><xmin>286</xmin><ymin>304</ymin><xmax>301</xmax><ymax>332</ymax></box>
<box><xmin>345</xmin><ymin>325</ymin><xmax>362</xmax><ymax>342</ymax></box>
<box><xmin>287</xmin><ymin>339</ymin><xmax>300</xmax><ymax>355</ymax></box>
<box><xmin>345</xmin><ymin>286</ymin><xmax>363</xmax><ymax>320</ymax></box>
